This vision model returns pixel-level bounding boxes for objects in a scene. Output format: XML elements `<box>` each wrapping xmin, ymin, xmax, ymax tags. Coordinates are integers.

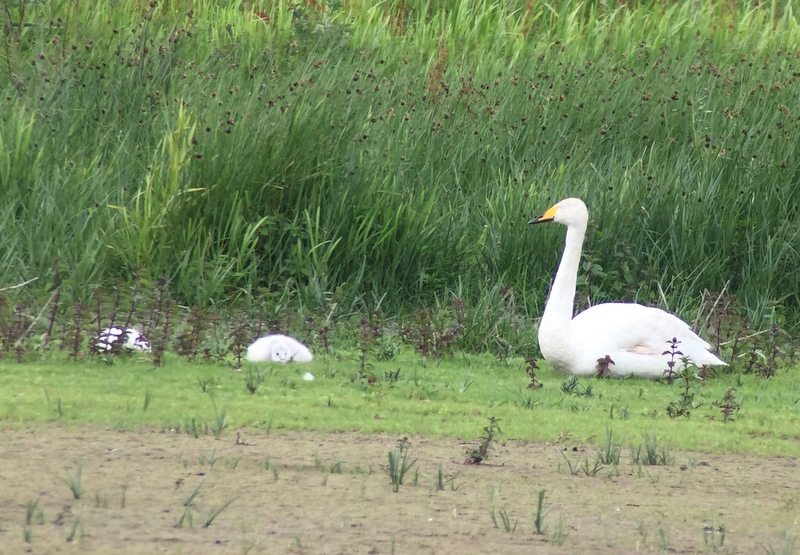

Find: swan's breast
<box><xmin>537</xmin><ymin>324</ymin><xmax>575</xmax><ymax>373</ymax></box>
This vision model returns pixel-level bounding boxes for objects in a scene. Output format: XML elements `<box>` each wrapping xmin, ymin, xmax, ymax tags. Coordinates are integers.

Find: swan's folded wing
<box><xmin>571</xmin><ymin>302</ymin><xmax>710</xmax><ymax>352</ymax></box>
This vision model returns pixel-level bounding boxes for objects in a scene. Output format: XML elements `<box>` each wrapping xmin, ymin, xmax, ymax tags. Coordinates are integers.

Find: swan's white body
<box><xmin>246</xmin><ymin>334</ymin><xmax>313</xmax><ymax>364</ymax></box>
<box><xmin>530</xmin><ymin>198</ymin><xmax>726</xmax><ymax>378</ymax></box>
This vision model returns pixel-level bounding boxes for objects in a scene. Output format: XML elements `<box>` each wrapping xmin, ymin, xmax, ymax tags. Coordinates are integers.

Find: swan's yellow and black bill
<box><xmin>528</xmin><ymin>204</ymin><xmax>558</xmax><ymax>225</ymax></box>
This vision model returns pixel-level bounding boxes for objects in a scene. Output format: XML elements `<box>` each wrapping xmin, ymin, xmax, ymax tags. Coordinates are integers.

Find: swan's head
<box><xmin>528</xmin><ymin>198</ymin><xmax>588</xmax><ymax>227</ymax></box>
<box><xmin>271</xmin><ymin>347</ymin><xmax>291</xmax><ymax>363</ymax></box>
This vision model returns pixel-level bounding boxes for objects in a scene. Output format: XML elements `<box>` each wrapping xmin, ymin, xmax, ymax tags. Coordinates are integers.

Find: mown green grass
<box><xmin>2</xmin><ymin>0</ymin><xmax>800</xmax><ymax>335</ymax></box>
<box><xmin>2</xmin><ymin>352</ymin><xmax>798</xmax><ymax>457</ymax></box>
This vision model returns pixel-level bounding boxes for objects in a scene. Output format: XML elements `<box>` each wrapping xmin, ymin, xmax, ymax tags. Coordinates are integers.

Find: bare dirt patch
<box><xmin>0</xmin><ymin>424</ymin><xmax>797</xmax><ymax>554</ymax></box>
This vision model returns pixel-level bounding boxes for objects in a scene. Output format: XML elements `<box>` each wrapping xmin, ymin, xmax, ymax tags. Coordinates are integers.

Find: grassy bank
<box><xmin>1</xmin><ymin>350</ymin><xmax>799</xmax><ymax>457</ymax></box>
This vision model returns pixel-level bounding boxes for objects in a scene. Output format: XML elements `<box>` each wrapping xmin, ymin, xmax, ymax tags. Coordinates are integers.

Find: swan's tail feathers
<box><xmin>678</xmin><ymin>339</ymin><xmax>727</xmax><ymax>368</ymax></box>
<box><xmin>290</xmin><ymin>345</ymin><xmax>314</xmax><ymax>363</ymax></box>
<box><xmin>695</xmin><ymin>351</ymin><xmax>727</xmax><ymax>367</ymax></box>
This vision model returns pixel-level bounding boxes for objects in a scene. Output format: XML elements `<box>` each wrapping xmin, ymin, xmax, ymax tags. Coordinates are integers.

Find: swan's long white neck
<box><xmin>542</xmin><ymin>222</ymin><xmax>586</xmax><ymax>328</ymax></box>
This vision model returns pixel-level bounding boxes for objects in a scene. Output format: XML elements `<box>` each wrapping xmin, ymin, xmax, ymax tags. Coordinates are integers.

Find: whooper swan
<box><xmin>529</xmin><ymin>198</ymin><xmax>726</xmax><ymax>378</ymax></box>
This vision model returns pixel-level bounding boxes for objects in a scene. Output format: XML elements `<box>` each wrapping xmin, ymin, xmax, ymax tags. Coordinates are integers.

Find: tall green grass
<box><xmin>2</xmin><ymin>0</ymin><xmax>800</xmax><ymax>331</ymax></box>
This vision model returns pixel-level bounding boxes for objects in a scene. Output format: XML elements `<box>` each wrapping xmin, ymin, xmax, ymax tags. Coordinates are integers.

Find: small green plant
<box><xmin>434</xmin><ymin>461</ymin><xmax>461</xmax><ymax>491</ymax></box>
<box><xmin>66</xmin><ymin>463</ymin><xmax>83</xmax><ymax>500</ymax></box>
<box><xmin>560</xmin><ymin>453</ymin><xmax>580</xmax><ymax>476</ymax></box>
<box><xmin>466</xmin><ymin>416</ymin><xmax>501</xmax><ymax>464</ymax></box>
<box><xmin>662</xmin><ymin>337</ymin><xmax>683</xmax><ymax>383</ymax></box>
<box><xmin>351</xmin><ymin>465</ymin><xmax>374</xmax><ymax>476</ymax></box>
<box><xmin>244</xmin><ymin>367</ymin><xmax>267</xmax><ymax>395</ymax></box>
<box><xmin>490</xmin><ymin>506</ymin><xmax>516</xmax><ymax>532</ymax></box>
<box><xmin>631</xmin><ymin>434</ymin><xmax>673</xmax><ymax>466</ymax></box>
<box><xmin>551</xmin><ymin>515</ymin><xmax>568</xmax><ymax>545</ymax></box>
<box><xmin>142</xmin><ymin>389</ymin><xmax>151</xmax><ymax>412</ymax></box>
<box><xmin>561</xmin><ymin>375</ymin><xmax>593</xmax><ymax>396</ymax></box>
<box><xmin>24</xmin><ymin>499</ymin><xmax>43</xmax><ymax>543</ymax></box>
<box><xmin>183</xmin><ymin>481</ymin><xmax>203</xmax><ymax>507</ymax></box>
<box><xmin>197</xmin><ymin>377</ymin><xmax>217</xmax><ymax>393</ymax></box>
<box><xmin>513</xmin><ymin>389</ymin><xmax>540</xmax><ymax>410</ymax></box>
<box><xmin>203</xmin><ymin>498</ymin><xmax>236</xmax><ymax>528</ymax></box>
<box><xmin>66</xmin><ymin>516</ymin><xmax>81</xmax><ymax>542</ymax></box>
<box><xmin>533</xmin><ymin>489</ymin><xmax>550</xmax><ymax>535</ymax></box>
<box><xmin>580</xmin><ymin>456</ymin><xmax>603</xmax><ymax>477</ymax></box>
<box><xmin>210</xmin><ymin>398</ymin><xmax>228</xmax><ymax>439</ymax></box>
<box><xmin>25</xmin><ymin>499</ymin><xmax>43</xmax><ymax>526</ymax></box>
<box><xmin>183</xmin><ymin>417</ymin><xmax>204</xmax><ymax>438</ymax></box>
<box><xmin>525</xmin><ymin>358</ymin><xmax>543</xmax><ymax>389</ymax></box>
<box><xmin>499</xmin><ymin>508</ymin><xmax>516</xmax><ymax>533</ymax></box>
<box><xmin>200</xmin><ymin>451</ymin><xmax>217</xmax><ymax>467</ymax></box>
<box><xmin>561</xmin><ymin>453</ymin><xmax>603</xmax><ymax>476</ymax></box>
<box><xmin>435</xmin><ymin>461</ymin><xmax>446</xmax><ymax>490</ymax></box>
<box><xmin>762</xmin><ymin>531</ymin><xmax>797</xmax><ymax>555</ymax></box>
<box><xmin>176</xmin><ymin>507</ymin><xmax>193</xmax><ymax>528</ymax></box>
<box><xmin>658</xmin><ymin>524</ymin><xmax>670</xmax><ymax>550</ymax></box>
<box><xmin>382</xmin><ymin>368</ymin><xmax>402</xmax><ymax>383</ymax></box>
<box><xmin>598</xmin><ymin>426</ymin><xmax>621</xmax><ymax>465</ymax></box>
<box><xmin>435</xmin><ymin>461</ymin><xmax>447</xmax><ymax>491</ymax></box>
<box><xmin>638</xmin><ymin>522</ymin><xmax>648</xmax><ymax>545</ymax></box>
<box><xmin>561</xmin><ymin>375</ymin><xmax>579</xmax><ymax>394</ymax></box>
<box><xmin>703</xmin><ymin>524</ymin><xmax>726</xmax><ymax>551</ymax></box>
<box><xmin>712</xmin><ymin>388</ymin><xmax>742</xmax><ymax>422</ymax></box>
<box><xmin>645</xmin><ymin>468</ymin><xmax>661</xmax><ymax>484</ymax></box>
<box><xmin>388</xmin><ymin>437</ymin><xmax>417</xmax><ymax>492</ymax></box>
<box><xmin>666</xmin><ymin>356</ymin><xmax>699</xmax><ymax>418</ymax></box>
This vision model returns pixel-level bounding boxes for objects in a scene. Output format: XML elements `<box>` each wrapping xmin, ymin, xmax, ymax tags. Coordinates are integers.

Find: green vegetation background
<box><xmin>2</xmin><ymin>0</ymin><xmax>799</xmax><ymax>331</ymax></box>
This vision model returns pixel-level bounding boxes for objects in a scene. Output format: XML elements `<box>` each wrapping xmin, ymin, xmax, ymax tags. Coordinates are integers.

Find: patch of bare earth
<box><xmin>0</xmin><ymin>424</ymin><xmax>797</xmax><ymax>554</ymax></box>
